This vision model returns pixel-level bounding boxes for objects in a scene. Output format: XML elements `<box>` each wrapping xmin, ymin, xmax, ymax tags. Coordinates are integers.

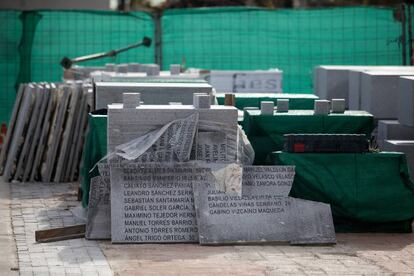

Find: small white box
<box><xmin>277</xmin><ymin>99</ymin><xmax>289</xmax><ymax>112</ymax></box>
<box><xmin>331</xmin><ymin>99</ymin><xmax>346</xmax><ymax>113</ymax></box>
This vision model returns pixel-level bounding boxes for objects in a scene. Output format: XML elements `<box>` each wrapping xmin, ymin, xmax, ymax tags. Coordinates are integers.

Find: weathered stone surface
<box><xmin>95</xmin><ymin>82</ymin><xmax>213</xmax><ymax>109</ymax></box>
<box><xmin>110</xmin><ymin>164</ymin><xmax>202</xmax><ymax>243</ymax></box>
<box><xmin>377</xmin><ymin>120</ymin><xmax>414</xmax><ymax>149</ymax></box>
<box><xmin>86</xmin><ymin>173</ymin><xmax>111</xmax><ymax>240</ymax></box>
<box><xmin>361</xmin><ymin>71</ymin><xmax>414</xmax><ymax>119</ymax></box>
<box><xmin>398</xmin><ymin>76</ymin><xmax>414</xmax><ymax>127</ymax></box>
<box><xmin>193</xmin><ymin>166</ymin><xmax>336</xmax><ymax>245</ymax></box>
<box><xmin>314</xmin><ymin>100</ymin><xmax>330</xmax><ymax>115</ymax></box>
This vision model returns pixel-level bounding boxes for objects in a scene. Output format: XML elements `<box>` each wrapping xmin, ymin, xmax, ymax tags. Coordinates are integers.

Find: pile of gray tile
<box><xmin>85</xmin><ymin>92</ymin><xmax>336</xmax><ymax>245</ymax></box>
<box><xmin>0</xmin><ymin>82</ymin><xmax>90</xmax><ymax>183</ymax></box>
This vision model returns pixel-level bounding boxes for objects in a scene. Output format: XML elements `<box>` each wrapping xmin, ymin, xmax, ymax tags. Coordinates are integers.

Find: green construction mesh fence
<box><xmin>0</xmin><ymin>6</ymin><xmax>408</xmax><ymax>125</ymax></box>
<box><xmin>162</xmin><ymin>6</ymin><xmax>403</xmax><ymax>93</ymax></box>
<box><xmin>0</xmin><ymin>10</ymin><xmax>154</xmax><ymax>125</ymax></box>
<box><xmin>0</xmin><ymin>11</ymin><xmax>22</xmax><ymax>125</ymax></box>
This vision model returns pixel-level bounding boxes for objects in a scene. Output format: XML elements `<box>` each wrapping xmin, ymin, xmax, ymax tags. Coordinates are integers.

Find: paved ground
<box><xmin>3</xmin><ymin>180</ymin><xmax>414</xmax><ymax>275</ymax></box>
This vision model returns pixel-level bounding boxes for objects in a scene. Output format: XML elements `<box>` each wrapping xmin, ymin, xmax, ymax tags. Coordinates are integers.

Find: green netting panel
<box><xmin>0</xmin><ymin>11</ymin><xmax>22</xmax><ymax>125</ymax></box>
<box><xmin>162</xmin><ymin>6</ymin><xmax>402</xmax><ymax>93</ymax></box>
<box><xmin>21</xmin><ymin>10</ymin><xmax>155</xmax><ymax>83</ymax></box>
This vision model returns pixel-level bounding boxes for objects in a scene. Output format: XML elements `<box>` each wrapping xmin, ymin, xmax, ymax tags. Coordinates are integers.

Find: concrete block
<box><xmin>94</xmin><ymin>82</ymin><xmax>213</xmax><ymax>109</ymax></box>
<box><xmin>146</xmin><ymin>64</ymin><xmax>160</xmax><ymax>76</ymax></box>
<box><xmin>331</xmin><ymin>99</ymin><xmax>346</xmax><ymax>113</ymax></box>
<box><xmin>122</xmin><ymin>93</ymin><xmax>141</xmax><ymax>108</ymax></box>
<box><xmin>377</xmin><ymin>120</ymin><xmax>414</xmax><ymax>149</ymax></box>
<box><xmin>115</xmin><ymin>64</ymin><xmax>128</xmax><ymax>73</ymax></box>
<box><xmin>105</xmin><ymin>63</ymin><xmax>115</xmax><ymax>71</ymax></box>
<box><xmin>382</xmin><ymin>140</ymin><xmax>414</xmax><ymax>178</ymax></box>
<box><xmin>170</xmin><ymin>64</ymin><xmax>181</xmax><ymax>75</ymax></box>
<box><xmin>398</xmin><ymin>76</ymin><xmax>414</xmax><ymax>127</ymax></box>
<box><xmin>361</xmin><ymin>71</ymin><xmax>414</xmax><ymax>119</ymax></box>
<box><xmin>348</xmin><ymin>67</ymin><xmax>414</xmax><ymax>110</ymax></box>
<box><xmin>314</xmin><ymin>100</ymin><xmax>330</xmax><ymax>115</ymax></box>
<box><xmin>277</xmin><ymin>99</ymin><xmax>289</xmax><ymax>112</ymax></box>
<box><xmin>260</xmin><ymin>101</ymin><xmax>274</xmax><ymax>115</ymax></box>
<box><xmin>127</xmin><ymin>63</ymin><xmax>140</xmax><ymax>73</ymax></box>
<box><xmin>193</xmin><ymin>95</ymin><xmax>211</xmax><ymax>109</ymax></box>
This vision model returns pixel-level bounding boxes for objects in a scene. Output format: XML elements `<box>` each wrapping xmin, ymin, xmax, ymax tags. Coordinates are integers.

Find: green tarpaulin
<box><xmin>216</xmin><ymin>93</ymin><xmax>318</xmax><ymax>110</ymax></box>
<box><xmin>269</xmin><ymin>151</ymin><xmax>414</xmax><ymax>232</ymax></box>
<box><xmin>243</xmin><ymin>110</ymin><xmax>374</xmax><ymax>164</ymax></box>
<box><xmin>81</xmin><ymin>114</ymin><xmax>107</xmax><ymax>207</ymax></box>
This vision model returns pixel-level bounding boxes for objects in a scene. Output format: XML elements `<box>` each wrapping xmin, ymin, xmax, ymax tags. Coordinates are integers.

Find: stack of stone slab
<box><xmin>85</xmin><ymin>92</ymin><xmax>336</xmax><ymax>245</ymax></box>
<box><xmin>94</xmin><ymin>82</ymin><xmax>214</xmax><ymax>110</ymax></box>
<box><xmin>380</xmin><ymin>76</ymin><xmax>414</xmax><ymax>177</ymax></box>
<box><xmin>314</xmin><ymin>65</ymin><xmax>414</xmax><ymax>110</ymax></box>
<box><xmin>0</xmin><ymin>82</ymin><xmax>90</xmax><ymax>183</ymax></box>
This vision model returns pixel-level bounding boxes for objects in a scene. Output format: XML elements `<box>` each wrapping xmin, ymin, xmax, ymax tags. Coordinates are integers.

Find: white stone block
<box><xmin>277</xmin><ymin>99</ymin><xmax>289</xmax><ymax>112</ymax></box>
<box><xmin>348</xmin><ymin>67</ymin><xmax>414</xmax><ymax>110</ymax></box>
<box><xmin>115</xmin><ymin>64</ymin><xmax>128</xmax><ymax>73</ymax></box>
<box><xmin>331</xmin><ymin>99</ymin><xmax>346</xmax><ymax>113</ymax></box>
<box><xmin>361</xmin><ymin>71</ymin><xmax>414</xmax><ymax>119</ymax></box>
<box><xmin>193</xmin><ymin>95</ymin><xmax>211</xmax><ymax>109</ymax></box>
<box><xmin>122</xmin><ymin>93</ymin><xmax>140</xmax><ymax>108</ymax></box>
<box><xmin>127</xmin><ymin>63</ymin><xmax>140</xmax><ymax>72</ymax></box>
<box><xmin>94</xmin><ymin>82</ymin><xmax>213</xmax><ymax>109</ymax></box>
<box><xmin>382</xmin><ymin>140</ymin><xmax>414</xmax><ymax>178</ymax></box>
<box><xmin>146</xmin><ymin>64</ymin><xmax>160</xmax><ymax>76</ymax></box>
<box><xmin>398</xmin><ymin>76</ymin><xmax>414</xmax><ymax>127</ymax></box>
<box><xmin>377</xmin><ymin>120</ymin><xmax>414</xmax><ymax>148</ymax></box>
<box><xmin>170</xmin><ymin>64</ymin><xmax>181</xmax><ymax>75</ymax></box>
<box><xmin>260</xmin><ymin>101</ymin><xmax>274</xmax><ymax>115</ymax></box>
<box><xmin>314</xmin><ymin>100</ymin><xmax>330</xmax><ymax>115</ymax></box>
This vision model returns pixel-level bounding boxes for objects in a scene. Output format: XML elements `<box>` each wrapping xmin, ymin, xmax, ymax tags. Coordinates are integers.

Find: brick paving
<box><xmin>10</xmin><ymin>182</ymin><xmax>113</xmax><ymax>276</ymax></box>
<box><xmin>7</xmin><ymin>181</ymin><xmax>414</xmax><ymax>276</ymax></box>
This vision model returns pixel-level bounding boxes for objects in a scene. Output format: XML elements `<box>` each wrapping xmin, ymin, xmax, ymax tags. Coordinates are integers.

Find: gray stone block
<box><xmin>193</xmin><ymin>166</ymin><xmax>336</xmax><ymax>245</ymax></box>
<box><xmin>331</xmin><ymin>99</ymin><xmax>346</xmax><ymax>113</ymax></box>
<box><xmin>361</xmin><ymin>71</ymin><xmax>414</xmax><ymax>119</ymax></box>
<box><xmin>110</xmin><ymin>164</ymin><xmax>200</xmax><ymax>243</ymax></box>
<box><xmin>260</xmin><ymin>101</ymin><xmax>274</xmax><ymax>115</ymax></box>
<box><xmin>348</xmin><ymin>67</ymin><xmax>414</xmax><ymax>111</ymax></box>
<box><xmin>277</xmin><ymin>99</ymin><xmax>289</xmax><ymax>112</ymax></box>
<box><xmin>127</xmin><ymin>63</ymin><xmax>140</xmax><ymax>73</ymax></box>
<box><xmin>86</xmin><ymin>174</ymin><xmax>111</xmax><ymax>240</ymax></box>
<box><xmin>382</xmin><ymin>140</ymin><xmax>414</xmax><ymax>179</ymax></box>
<box><xmin>377</xmin><ymin>120</ymin><xmax>414</xmax><ymax>149</ymax></box>
<box><xmin>123</xmin><ymin>93</ymin><xmax>141</xmax><ymax>108</ymax></box>
<box><xmin>105</xmin><ymin>63</ymin><xmax>115</xmax><ymax>71</ymax></box>
<box><xmin>94</xmin><ymin>82</ymin><xmax>213</xmax><ymax>109</ymax></box>
<box><xmin>115</xmin><ymin>64</ymin><xmax>128</xmax><ymax>73</ymax></box>
<box><xmin>146</xmin><ymin>64</ymin><xmax>160</xmax><ymax>76</ymax></box>
<box><xmin>107</xmin><ymin>104</ymin><xmax>238</xmax><ymax>154</ymax></box>
<box><xmin>170</xmin><ymin>64</ymin><xmax>181</xmax><ymax>75</ymax></box>
<box><xmin>193</xmin><ymin>95</ymin><xmax>211</xmax><ymax>109</ymax></box>
<box><xmin>314</xmin><ymin>100</ymin><xmax>330</xmax><ymax>115</ymax></box>
<box><xmin>398</xmin><ymin>76</ymin><xmax>414</xmax><ymax>127</ymax></box>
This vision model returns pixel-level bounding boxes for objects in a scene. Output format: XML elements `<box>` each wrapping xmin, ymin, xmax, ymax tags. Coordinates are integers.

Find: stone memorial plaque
<box><xmin>86</xmin><ymin>173</ymin><xmax>111</xmax><ymax>240</ymax></box>
<box><xmin>193</xmin><ymin>166</ymin><xmax>295</xmax><ymax>244</ymax></box>
<box><xmin>110</xmin><ymin>164</ymin><xmax>205</xmax><ymax>243</ymax></box>
<box><xmin>193</xmin><ymin>166</ymin><xmax>336</xmax><ymax>245</ymax></box>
